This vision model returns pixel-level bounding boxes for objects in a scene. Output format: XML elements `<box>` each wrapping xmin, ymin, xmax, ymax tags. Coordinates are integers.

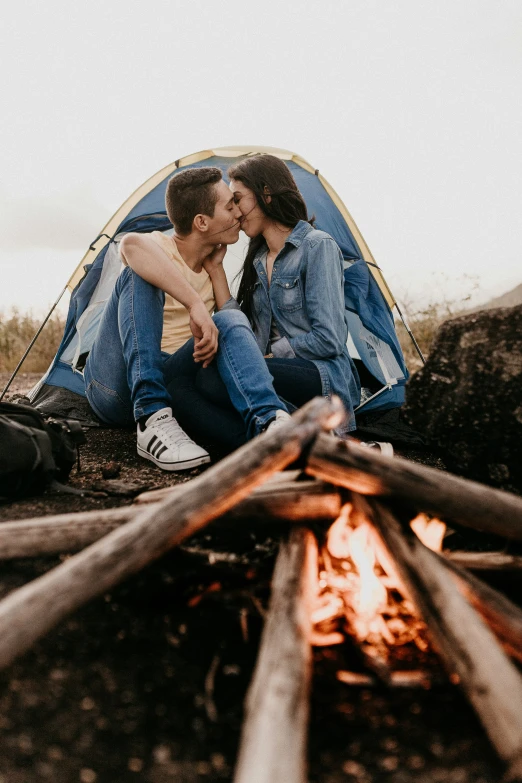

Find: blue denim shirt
<box><xmin>223</xmin><ymin>220</ymin><xmax>360</xmax><ymax>432</ymax></box>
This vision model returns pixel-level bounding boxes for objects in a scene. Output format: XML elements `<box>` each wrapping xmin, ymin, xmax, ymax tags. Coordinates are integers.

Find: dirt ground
<box><xmin>0</xmin><ymin>373</ymin><xmax>514</xmax><ymax>782</ymax></box>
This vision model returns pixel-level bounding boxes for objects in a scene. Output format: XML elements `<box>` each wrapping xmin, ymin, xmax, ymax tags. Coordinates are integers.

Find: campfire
<box><xmin>1</xmin><ymin>397</ymin><xmax>522</xmax><ymax>782</ymax></box>
<box><xmin>310</xmin><ymin>504</ymin><xmax>439</xmax><ymax>684</ymax></box>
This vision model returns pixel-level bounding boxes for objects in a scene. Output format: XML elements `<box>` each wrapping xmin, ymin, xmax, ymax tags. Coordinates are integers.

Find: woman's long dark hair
<box><xmin>228</xmin><ymin>155</ymin><xmax>312</xmax><ymax>325</ymax></box>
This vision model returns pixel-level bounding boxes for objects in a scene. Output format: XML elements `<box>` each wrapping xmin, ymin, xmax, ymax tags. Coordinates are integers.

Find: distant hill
<box><xmin>472</xmin><ymin>283</ymin><xmax>522</xmax><ymax>312</ymax></box>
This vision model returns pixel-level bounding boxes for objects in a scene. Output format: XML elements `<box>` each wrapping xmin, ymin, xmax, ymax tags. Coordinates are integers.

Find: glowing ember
<box><xmin>410</xmin><ymin>514</ymin><xmax>446</xmax><ymax>552</ymax></box>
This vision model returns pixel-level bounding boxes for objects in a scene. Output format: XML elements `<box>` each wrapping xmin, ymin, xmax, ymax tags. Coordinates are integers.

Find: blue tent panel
<box><xmin>344</xmin><ymin>259</ymin><xmax>408</xmax><ymax>375</ymax></box>
<box><xmin>344</xmin><ymin>259</ymin><xmax>409</xmax><ymax>413</ymax></box>
<box><xmin>43</xmin><ymin>361</ymin><xmax>86</xmax><ymax>396</ymax></box>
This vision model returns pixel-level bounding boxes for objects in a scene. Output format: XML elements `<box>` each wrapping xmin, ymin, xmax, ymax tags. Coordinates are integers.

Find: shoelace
<box><xmin>149</xmin><ymin>418</ymin><xmax>194</xmax><ymax>448</ymax></box>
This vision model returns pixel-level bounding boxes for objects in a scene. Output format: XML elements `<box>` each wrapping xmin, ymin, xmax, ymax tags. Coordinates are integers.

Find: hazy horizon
<box><xmin>1</xmin><ymin>1</ymin><xmax>521</xmax><ymax>316</ymax></box>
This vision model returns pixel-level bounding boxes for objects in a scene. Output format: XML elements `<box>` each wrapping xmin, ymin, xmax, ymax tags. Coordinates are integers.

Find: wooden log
<box><xmin>446</xmin><ymin>551</ymin><xmax>522</xmax><ymax>571</ymax></box>
<box><xmin>133</xmin><ymin>469</ymin><xmax>305</xmax><ymax>503</ymax></box>
<box><xmin>356</xmin><ymin>494</ymin><xmax>522</xmax><ymax>778</ymax></box>
<box><xmin>307</xmin><ymin>433</ymin><xmax>522</xmax><ymax>540</ymax></box>
<box><xmin>0</xmin><ymin>396</ymin><xmax>344</xmax><ymax>671</ymax></box>
<box><xmin>438</xmin><ymin>553</ymin><xmax>522</xmax><ymax>666</ymax></box>
<box><xmin>225</xmin><ymin>483</ymin><xmax>341</xmax><ymax>522</ymax></box>
<box><xmin>0</xmin><ymin>481</ymin><xmax>341</xmax><ymax>560</ymax></box>
<box><xmin>234</xmin><ymin>527</ymin><xmax>317</xmax><ymax>783</ymax></box>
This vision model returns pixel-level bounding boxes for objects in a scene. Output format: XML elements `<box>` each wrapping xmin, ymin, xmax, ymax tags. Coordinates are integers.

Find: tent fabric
<box><xmin>31</xmin><ymin>145</ymin><xmax>408</xmax><ymax>418</ymax></box>
<box><xmin>344</xmin><ymin>259</ymin><xmax>408</xmax><ymax>412</ymax></box>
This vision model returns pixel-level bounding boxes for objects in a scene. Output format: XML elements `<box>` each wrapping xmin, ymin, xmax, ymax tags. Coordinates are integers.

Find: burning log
<box><xmin>0</xmin><ymin>396</ymin><xmax>344</xmax><ymax>671</ymax></box>
<box><xmin>234</xmin><ymin>527</ymin><xmax>317</xmax><ymax>783</ymax></box>
<box><xmin>307</xmin><ymin>433</ymin><xmax>522</xmax><ymax>540</ymax></box>
<box><xmin>357</xmin><ymin>494</ymin><xmax>522</xmax><ymax>779</ymax></box>
<box><xmin>0</xmin><ymin>480</ymin><xmax>340</xmax><ymax>560</ymax></box>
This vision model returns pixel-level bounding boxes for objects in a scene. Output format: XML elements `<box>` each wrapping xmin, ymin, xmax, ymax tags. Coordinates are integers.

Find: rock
<box><xmin>102</xmin><ymin>461</ymin><xmax>121</xmax><ymax>479</ymax></box>
<box><xmin>90</xmin><ymin>479</ymin><xmax>152</xmax><ymax>497</ymax></box>
<box><xmin>404</xmin><ymin>305</ymin><xmax>522</xmax><ymax>494</ymax></box>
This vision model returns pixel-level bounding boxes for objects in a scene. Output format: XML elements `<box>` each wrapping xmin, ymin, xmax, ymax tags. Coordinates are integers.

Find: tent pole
<box><xmin>0</xmin><ymin>286</ymin><xmax>68</xmax><ymax>402</ymax></box>
<box><xmin>394</xmin><ymin>302</ymin><xmax>426</xmax><ymax>366</ymax></box>
<box><xmin>354</xmin><ymin>383</ymin><xmax>394</xmax><ymax>413</ymax></box>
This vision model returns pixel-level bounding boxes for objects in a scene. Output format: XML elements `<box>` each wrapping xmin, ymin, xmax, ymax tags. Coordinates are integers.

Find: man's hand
<box><xmin>189</xmin><ymin>301</ymin><xmax>218</xmax><ymax>368</ymax></box>
<box><xmin>203</xmin><ymin>243</ymin><xmax>227</xmax><ymax>276</ymax></box>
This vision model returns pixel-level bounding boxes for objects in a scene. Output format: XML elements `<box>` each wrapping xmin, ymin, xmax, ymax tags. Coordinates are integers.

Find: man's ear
<box><xmin>193</xmin><ymin>214</ymin><xmax>209</xmax><ymax>233</ymax></box>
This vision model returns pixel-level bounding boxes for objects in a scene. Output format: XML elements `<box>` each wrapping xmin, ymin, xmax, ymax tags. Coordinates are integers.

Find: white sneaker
<box><xmin>362</xmin><ymin>440</ymin><xmax>394</xmax><ymax>457</ymax></box>
<box><xmin>265</xmin><ymin>409</ymin><xmax>292</xmax><ymax>433</ymax></box>
<box><xmin>137</xmin><ymin>408</ymin><xmax>210</xmax><ymax>471</ymax></box>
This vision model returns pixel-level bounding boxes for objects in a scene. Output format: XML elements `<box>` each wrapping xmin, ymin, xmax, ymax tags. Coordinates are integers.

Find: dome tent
<box><xmin>4</xmin><ymin>146</ymin><xmax>417</xmax><ymax>417</ymax></box>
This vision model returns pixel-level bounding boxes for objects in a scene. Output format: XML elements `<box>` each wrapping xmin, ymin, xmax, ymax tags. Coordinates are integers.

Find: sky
<box><xmin>1</xmin><ymin>0</ymin><xmax>521</xmax><ymax>317</ymax></box>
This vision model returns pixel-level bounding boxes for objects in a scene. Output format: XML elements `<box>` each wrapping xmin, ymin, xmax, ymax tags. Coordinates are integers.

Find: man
<box><xmin>84</xmin><ymin>167</ymin><xmax>290</xmax><ymax>471</ymax></box>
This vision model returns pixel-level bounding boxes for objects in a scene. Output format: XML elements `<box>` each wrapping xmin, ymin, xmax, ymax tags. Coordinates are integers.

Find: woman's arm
<box><xmin>202</xmin><ymin>244</ymin><xmax>233</xmax><ymax>310</ymax></box>
<box><xmin>281</xmin><ymin>237</ymin><xmax>347</xmax><ymax>360</ymax></box>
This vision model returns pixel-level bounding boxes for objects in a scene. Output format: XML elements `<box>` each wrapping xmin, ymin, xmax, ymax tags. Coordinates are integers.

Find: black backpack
<box><xmin>0</xmin><ymin>402</ymin><xmax>86</xmax><ymax>500</ymax></box>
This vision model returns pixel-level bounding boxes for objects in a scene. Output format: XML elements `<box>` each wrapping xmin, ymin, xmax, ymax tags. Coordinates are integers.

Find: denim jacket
<box><xmin>223</xmin><ymin>220</ymin><xmax>360</xmax><ymax>433</ymax></box>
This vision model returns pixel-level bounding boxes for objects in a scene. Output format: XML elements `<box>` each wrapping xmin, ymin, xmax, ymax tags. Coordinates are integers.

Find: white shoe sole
<box><xmin>364</xmin><ymin>441</ymin><xmax>394</xmax><ymax>457</ymax></box>
<box><xmin>137</xmin><ymin>446</ymin><xmax>210</xmax><ymax>471</ymax></box>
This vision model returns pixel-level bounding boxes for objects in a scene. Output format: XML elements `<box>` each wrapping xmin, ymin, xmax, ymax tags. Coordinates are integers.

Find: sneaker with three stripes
<box><xmin>137</xmin><ymin>407</ymin><xmax>210</xmax><ymax>471</ymax></box>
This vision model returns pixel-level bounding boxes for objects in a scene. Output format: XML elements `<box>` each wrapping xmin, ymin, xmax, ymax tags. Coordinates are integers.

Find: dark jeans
<box><xmin>84</xmin><ymin>267</ymin><xmax>287</xmax><ymax>438</ymax></box>
<box><xmin>168</xmin><ymin>356</ymin><xmax>322</xmax><ymax>450</ymax></box>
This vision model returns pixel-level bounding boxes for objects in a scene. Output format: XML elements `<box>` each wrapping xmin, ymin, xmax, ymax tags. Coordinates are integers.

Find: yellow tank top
<box><xmin>149</xmin><ymin>232</ymin><xmax>215</xmax><ymax>354</ymax></box>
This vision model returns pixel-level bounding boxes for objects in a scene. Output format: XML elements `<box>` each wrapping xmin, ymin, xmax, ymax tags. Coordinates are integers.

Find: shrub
<box><xmin>0</xmin><ymin>308</ymin><xmax>65</xmax><ymax>373</ymax></box>
<box><xmin>396</xmin><ymin>276</ymin><xmax>479</xmax><ymax>372</ymax></box>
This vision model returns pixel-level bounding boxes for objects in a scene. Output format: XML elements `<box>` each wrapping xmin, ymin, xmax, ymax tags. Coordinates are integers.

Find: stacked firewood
<box><xmin>1</xmin><ymin>396</ymin><xmax>522</xmax><ymax>782</ymax></box>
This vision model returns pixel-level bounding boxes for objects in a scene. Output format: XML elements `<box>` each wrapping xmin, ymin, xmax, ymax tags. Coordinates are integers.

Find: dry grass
<box><xmin>0</xmin><ymin>309</ymin><xmax>65</xmax><ymax>373</ymax></box>
<box><xmin>0</xmin><ymin>283</ymin><xmax>475</xmax><ymax>379</ymax></box>
<box><xmin>396</xmin><ymin>303</ymin><xmax>454</xmax><ymax>373</ymax></box>
<box><xmin>396</xmin><ymin>281</ymin><xmax>478</xmax><ymax>372</ymax></box>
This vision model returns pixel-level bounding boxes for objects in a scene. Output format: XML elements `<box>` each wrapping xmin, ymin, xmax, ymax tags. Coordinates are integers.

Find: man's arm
<box><xmin>120</xmin><ymin>233</ymin><xmax>218</xmax><ymax>367</ymax></box>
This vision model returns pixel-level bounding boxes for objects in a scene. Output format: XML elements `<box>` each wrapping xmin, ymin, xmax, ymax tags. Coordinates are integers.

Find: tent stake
<box><xmin>0</xmin><ymin>286</ymin><xmax>67</xmax><ymax>401</ymax></box>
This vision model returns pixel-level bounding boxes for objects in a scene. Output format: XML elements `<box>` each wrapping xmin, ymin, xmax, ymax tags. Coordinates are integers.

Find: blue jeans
<box><xmin>84</xmin><ymin>267</ymin><xmax>288</xmax><ymax>438</ymax></box>
<box><xmin>168</xmin><ymin>357</ymin><xmax>322</xmax><ymax>450</ymax></box>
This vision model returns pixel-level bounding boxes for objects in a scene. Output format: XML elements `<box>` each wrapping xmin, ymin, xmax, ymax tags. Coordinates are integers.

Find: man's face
<box><xmin>204</xmin><ymin>179</ymin><xmax>242</xmax><ymax>244</ymax></box>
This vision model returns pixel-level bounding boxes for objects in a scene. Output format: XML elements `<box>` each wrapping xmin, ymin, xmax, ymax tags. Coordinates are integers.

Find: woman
<box><xmin>168</xmin><ymin>154</ymin><xmax>360</xmax><ymax>448</ymax></box>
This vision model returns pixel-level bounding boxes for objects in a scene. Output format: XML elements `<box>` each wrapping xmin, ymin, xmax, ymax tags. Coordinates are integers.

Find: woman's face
<box><xmin>229</xmin><ymin>179</ymin><xmax>269</xmax><ymax>238</ymax></box>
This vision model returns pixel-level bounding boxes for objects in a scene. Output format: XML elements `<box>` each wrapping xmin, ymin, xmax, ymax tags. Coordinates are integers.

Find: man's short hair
<box><xmin>165</xmin><ymin>167</ymin><xmax>223</xmax><ymax>235</ymax></box>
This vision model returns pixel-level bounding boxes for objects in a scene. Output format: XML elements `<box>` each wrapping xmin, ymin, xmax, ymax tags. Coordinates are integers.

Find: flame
<box><xmin>348</xmin><ymin>523</ymin><xmax>387</xmax><ymax>618</ymax></box>
<box><xmin>411</xmin><ymin>514</ymin><xmax>446</xmax><ymax>552</ymax></box>
<box><xmin>311</xmin><ymin>503</ymin><xmax>432</xmax><ymax>661</ymax></box>
<box><xmin>326</xmin><ymin>503</ymin><xmax>353</xmax><ymax>559</ymax></box>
